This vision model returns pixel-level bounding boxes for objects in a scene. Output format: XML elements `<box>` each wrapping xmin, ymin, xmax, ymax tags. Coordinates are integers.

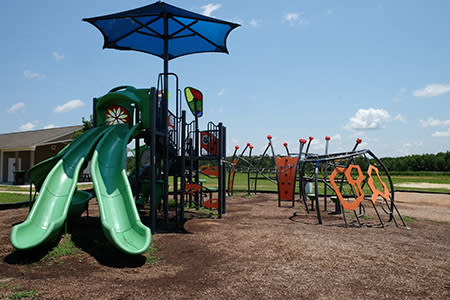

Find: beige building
<box><xmin>0</xmin><ymin>125</ymin><xmax>82</xmax><ymax>183</ymax></box>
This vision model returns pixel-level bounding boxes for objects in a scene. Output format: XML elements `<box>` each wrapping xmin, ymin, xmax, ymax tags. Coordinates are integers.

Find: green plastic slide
<box><xmin>11</xmin><ymin>126</ymin><xmax>112</xmax><ymax>250</ymax></box>
<box><xmin>91</xmin><ymin>123</ymin><xmax>151</xmax><ymax>255</ymax></box>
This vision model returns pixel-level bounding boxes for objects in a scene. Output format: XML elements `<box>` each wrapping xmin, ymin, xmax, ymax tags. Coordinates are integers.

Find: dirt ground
<box><xmin>1</xmin><ymin>192</ymin><xmax>449</xmax><ymax>300</ymax></box>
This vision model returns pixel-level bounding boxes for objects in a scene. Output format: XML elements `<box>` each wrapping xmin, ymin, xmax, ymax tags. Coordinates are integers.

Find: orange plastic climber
<box><xmin>202</xmin><ymin>198</ymin><xmax>219</xmax><ymax>209</ymax></box>
<box><xmin>329</xmin><ymin>164</ymin><xmax>365</xmax><ymax>211</ymax></box>
<box><xmin>200</xmin><ymin>131</ymin><xmax>219</xmax><ymax>156</ymax></box>
<box><xmin>199</xmin><ymin>165</ymin><xmax>219</xmax><ymax>178</ymax></box>
<box><xmin>228</xmin><ymin>158</ymin><xmax>239</xmax><ymax>194</ymax></box>
<box><xmin>185</xmin><ymin>183</ymin><xmax>203</xmax><ymax>194</ymax></box>
<box><xmin>275</xmin><ymin>156</ymin><xmax>299</xmax><ymax>204</ymax></box>
<box><xmin>367</xmin><ymin>165</ymin><xmax>390</xmax><ymax>204</ymax></box>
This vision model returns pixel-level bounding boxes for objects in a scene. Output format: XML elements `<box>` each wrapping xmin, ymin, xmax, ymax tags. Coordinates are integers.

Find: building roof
<box><xmin>0</xmin><ymin>125</ymin><xmax>82</xmax><ymax>151</ymax></box>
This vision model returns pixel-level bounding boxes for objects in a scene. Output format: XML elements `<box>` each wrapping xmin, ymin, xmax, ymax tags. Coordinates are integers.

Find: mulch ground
<box><xmin>1</xmin><ymin>192</ymin><xmax>449</xmax><ymax>299</ymax></box>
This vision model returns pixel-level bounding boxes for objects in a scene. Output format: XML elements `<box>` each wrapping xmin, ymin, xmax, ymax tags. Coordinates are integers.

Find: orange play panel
<box><xmin>202</xmin><ymin>198</ymin><xmax>219</xmax><ymax>209</ymax></box>
<box><xmin>329</xmin><ymin>164</ymin><xmax>365</xmax><ymax>211</ymax></box>
<box><xmin>200</xmin><ymin>165</ymin><xmax>219</xmax><ymax>178</ymax></box>
<box><xmin>228</xmin><ymin>159</ymin><xmax>239</xmax><ymax>193</ymax></box>
<box><xmin>367</xmin><ymin>165</ymin><xmax>390</xmax><ymax>204</ymax></box>
<box><xmin>276</xmin><ymin>156</ymin><xmax>299</xmax><ymax>201</ymax></box>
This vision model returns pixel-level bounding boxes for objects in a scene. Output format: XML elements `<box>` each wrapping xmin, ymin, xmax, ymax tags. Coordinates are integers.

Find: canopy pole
<box><xmin>163</xmin><ymin>12</ymin><xmax>170</xmax><ymax>224</ymax></box>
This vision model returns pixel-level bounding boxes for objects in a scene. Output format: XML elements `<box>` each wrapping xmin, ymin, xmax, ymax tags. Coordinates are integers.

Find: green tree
<box><xmin>74</xmin><ymin>115</ymin><xmax>94</xmax><ymax>138</ymax></box>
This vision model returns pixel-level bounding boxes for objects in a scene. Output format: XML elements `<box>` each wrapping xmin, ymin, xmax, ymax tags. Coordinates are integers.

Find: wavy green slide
<box><xmin>91</xmin><ymin>123</ymin><xmax>151</xmax><ymax>255</ymax></box>
<box><xmin>11</xmin><ymin>126</ymin><xmax>112</xmax><ymax>250</ymax></box>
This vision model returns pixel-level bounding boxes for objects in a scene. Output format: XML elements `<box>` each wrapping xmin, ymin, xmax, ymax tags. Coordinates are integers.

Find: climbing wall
<box><xmin>276</xmin><ymin>156</ymin><xmax>299</xmax><ymax>205</ymax></box>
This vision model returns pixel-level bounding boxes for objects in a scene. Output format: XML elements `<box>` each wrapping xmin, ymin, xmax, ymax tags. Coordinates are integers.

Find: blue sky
<box><xmin>2</xmin><ymin>0</ymin><xmax>450</xmax><ymax>157</ymax></box>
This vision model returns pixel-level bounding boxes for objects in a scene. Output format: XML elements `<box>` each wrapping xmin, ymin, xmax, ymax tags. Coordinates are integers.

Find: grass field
<box><xmin>1</xmin><ymin>172</ymin><xmax>448</xmax><ymax>205</ymax></box>
<box><xmin>0</xmin><ymin>193</ymin><xmax>30</xmax><ymax>204</ymax></box>
<box><xmin>0</xmin><ymin>183</ymin><xmax>93</xmax><ymax>205</ymax></box>
<box><xmin>220</xmin><ymin>172</ymin><xmax>450</xmax><ymax>194</ymax></box>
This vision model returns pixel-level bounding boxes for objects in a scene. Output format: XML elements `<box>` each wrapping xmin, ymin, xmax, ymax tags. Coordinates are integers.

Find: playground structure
<box><xmin>10</xmin><ymin>82</ymin><xmax>227</xmax><ymax>254</ymax></box>
<box><xmin>9</xmin><ymin>1</ymin><xmax>237</xmax><ymax>255</ymax></box>
<box><xmin>227</xmin><ymin>135</ymin><xmax>408</xmax><ymax>228</ymax></box>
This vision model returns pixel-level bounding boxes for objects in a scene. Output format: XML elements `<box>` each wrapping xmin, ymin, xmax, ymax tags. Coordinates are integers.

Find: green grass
<box><xmin>0</xmin><ymin>183</ymin><xmax>92</xmax><ymax>192</ymax></box>
<box><xmin>0</xmin><ymin>281</ymin><xmax>37</xmax><ymax>299</ymax></box>
<box><xmin>42</xmin><ymin>235</ymin><xmax>81</xmax><ymax>265</ymax></box>
<box><xmin>144</xmin><ymin>246</ymin><xmax>159</xmax><ymax>264</ymax></box>
<box><xmin>389</xmin><ymin>171</ymin><xmax>450</xmax><ymax>177</ymax></box>
<box><xmin>0</xmin><ymin>183</ymin><xmax>93</xmax><ymax>205</ymax></box>
<box><xmin>401</xmin><ymin>215</ymin><xmax>416</xmax><ymax>223</ymax></box>
<box><xmin>0</xmin><ymin>185</ymin><xmax>34</xmax><ymax>192</ymax></box>
<box><xmin>10</xmin><ymin>290</ymin><xmax>38</xmax><ymax>299</ymax></box>
<box><xmin>0</xmin><ymin>193</ymin><xmax>30</xmax><ymax>204</ymax></box>
<box><xmin>226</xmin><ymin>171</ymin><xmax>450</xmax><ymax>194</ymax></box>
<box><xmin>424</xmin><ymin>219</ymin><xmax>439</xmax><ymax>224</ymax></box>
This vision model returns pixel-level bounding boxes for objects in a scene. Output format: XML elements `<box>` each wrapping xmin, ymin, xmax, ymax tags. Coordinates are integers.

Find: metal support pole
<box><xmin>283</xmin><ymin>142</ymin><xmax>290</xmax><ymax>156</ymax></box>
<box><xmin>354</xmin><ymin>210</ymin><xmax>362</xmax><ymax>227</ymax></box>
<box><xmin>150</xmin><ymin>88</ymin><xmax>157</xmax><ymax>232</ymax></box>
<box><xmin>267</xmin><ymin>135</ymin><xmax>280</xmax><ymax>207</ymax></box>
<box><xmin>247</xmin><ymin>145</ymin><xmax>253</xmax><ymax>195</ymax></box>
<box><xmin>194</xmin><ymin>115</ymin><xmax>199</xmax><ymax>210</ymax></box>
<box><xmin>92</xmin><ymin>98</ymin><xmax>97</xmax><ymax>128</ymax></box>
<box><xmin>314</xmin><ymin>160</ymin><xmax>322</xmax><ymax>224</ymax></box>
<box><xmin>135</xmin><ymin>109</ymin><xmax>141</xmax><ymax>200</ymax></box>
<box><xmin>324</xmin><ymin>136</ymin><xmax>330</xmax><ymax>211</ymax></box>
<box><xmin>298</xmin><ymin>139</ymin><xmax>309</xmax><ymax>213</ymax></box>
<box><xmin>180</xmin><ymin>111</ymin><xmax>186</xmax><ymax>223</ymax></box>
<box><xmin>372</xmin><ymin>201</ymin><xmax>385</xmax><ymax>228</ymax></box>
<box><xmin>218</xmin><ymin>123</ymin><xmax>225</xmax><ymax>216</ymax></box>
<box><xmin>163</xmin><ymin>15</ymin><xmax>170</xmax><ymax>224</ymax></box>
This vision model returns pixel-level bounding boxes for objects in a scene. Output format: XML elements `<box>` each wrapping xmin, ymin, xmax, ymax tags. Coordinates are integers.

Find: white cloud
<box><xmin>24</xmin><ymin>69</ymin><xmax>45</xmax><ymax>80</ymax></box>
<box><xmin>419</xmin><ymin>117</ymin><xmax>450</xmax><ymax>128</ymax></box>
<box><xmin>7</xmin><ymin>102</ymin><xmax>25</xmax><ymax>114</ymax></box>
<box><xmin>54</xmin><ymin>99</ymin><xmax>85</xmax><ymax>113</ymax></box>
<box><xmin>218</xmin><ymin>88</ymin><xmax>225</xmax><ymax>96</ymax></box>
<box><xmin>413</xmin><ymin>84</ymin><xmax>450</xmax><ymax>97</ymax></box>
<box><xmin>346</xmin><ymin>108</ymin><xmax>391</xmax><ymax>130</ymax></box>
<box><xmin>432</xmin><ymin>128</ymin><xmax>450</xmax><ymax>137</ymax></box>
<box><xmin>283</xmin><ymin>12</ymin><xmax>306</xmax><ymax>26</ymax></box>
<box><xmin>249</xmin><ymin>18</ymin><xmax>262</xmax><ymax>27</ymax></box>
<box><xmin>331</xmin><ymin>133</ymin><xmax>342</xmax><ymax>141</ymax></box>
<box><xmin>399</xmin><ymin>142</ymin><xmax>414</xmax><ymax>156</ymax></box>
<box><xmin>44</xmin><ymin>124</ymin><xmax>57</xmax><ymax>129</ymax></box>
<box><xmin>19</xmin><ymin>121</ymin><xmax>38</xmax><ymax>131</ymax></box>
<box><xmin>52</xmin><ymin>51</ymin><xmax>64</xmax><ymax>61</ymax></box>
<box><xmin>201</xmin><ymin>4</ymin><xmax>221</xmax><ymax>17</ymax></box>
<box><xmin>394</xmin><ymin>114</ymin><xmax>407</xmax><ymax>124</ymax></box>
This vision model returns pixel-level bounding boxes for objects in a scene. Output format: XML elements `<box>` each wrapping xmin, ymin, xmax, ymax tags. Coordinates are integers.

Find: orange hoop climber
<box><xmin>329</xmin><ymin>164</ymin><xmax>365</xmax><ymax>211</ymax></box>
<box><xmin>367</xmin><ymin>165</ymin><xmax>390</xmax><ymax>204</ymax></box>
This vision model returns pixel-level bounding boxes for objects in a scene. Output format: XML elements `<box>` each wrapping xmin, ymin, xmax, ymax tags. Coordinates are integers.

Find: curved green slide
<box><xmin>91</xmin><ymin>123</ymin><xmax>151</xmax><ymax>255</ymax></box>
<box><xmin>11</xmin><ymin>126</ymin><xmax>112</xmax><ymax>250</ymax></box>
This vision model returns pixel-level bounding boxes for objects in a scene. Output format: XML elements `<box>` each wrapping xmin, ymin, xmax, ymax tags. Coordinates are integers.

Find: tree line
<box><xmin>379</xmin><ymin>151</ymin><xmax>450</xmax><ymax>172</ymax></box>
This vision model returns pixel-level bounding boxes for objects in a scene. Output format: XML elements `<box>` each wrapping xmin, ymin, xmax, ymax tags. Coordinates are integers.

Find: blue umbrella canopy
<box><xmin>83</xmin><ymin>1</ymin><xmax>240</xmax><ymax>61</ymax></box>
